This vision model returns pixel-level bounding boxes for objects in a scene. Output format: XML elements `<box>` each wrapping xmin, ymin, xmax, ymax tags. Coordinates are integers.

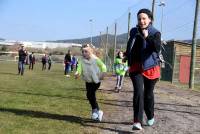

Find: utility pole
<box><xmin>159</xmin><ymin>1</ymin><xmax>165</xmax><ymax>35</ymax></box>
<box><xmin>105</xmin><ymin>27</ymin><xmax>108</xmax><ymax>66</ymax></box>
<box><xmin>113</xmin><ymin>22</ymin><xmax>117</xmax><ymax>72</ymax></box>
<box><xmin>89</xmin><ymin>19</ymin><xmax>93</xmax><ymax>45</ymax></box>
<box><xmin>100</xmin><ymin>32</ymin><xmax>102</xmax><ymax>48</ymax></box>
<box><xmin>152</xmin><ymin>0</ymin><xmax>156</xmax><ymax>23</ymax></box>
<box><xmin>189</xmin><ymin>0</ymin><xmax>200</xmax><ymax>89</ymax></box>
<box><xmin>127</xmin><ymin>12</ymin><xmax>131</xmax><ymax>41</ymax></box>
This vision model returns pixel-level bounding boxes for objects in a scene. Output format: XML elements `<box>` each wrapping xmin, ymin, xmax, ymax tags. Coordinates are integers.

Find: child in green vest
<box><xmin>74</xmin><ymin>44</ymin><xmax>107</xmax><ymax>121</ymax></box>
<box><xmin>114</xmin><ymin>51</ymin><xmax>128</xmax><ymax>92</ymax></box>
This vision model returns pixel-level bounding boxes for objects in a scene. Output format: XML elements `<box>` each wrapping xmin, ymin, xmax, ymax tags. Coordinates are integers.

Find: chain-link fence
<box><xmin>99</xmin><ymin>0</ymin><xmax>153</xmax><ymax>72</ymax></box>
<box><xmin>99</xmin><ymin>0</ymin><xmax>200</xmax><ymax>88</ymax></box>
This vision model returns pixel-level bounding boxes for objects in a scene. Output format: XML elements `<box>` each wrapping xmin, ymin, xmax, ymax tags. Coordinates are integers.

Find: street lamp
<box><xmin>89</xmin><ymin>19</ymin><xmax>93</xmax><ymax>45</ymax></box>
<box><xmin>159</xmin><ymin>0</ymin><xmax>165</xmax><ymax>35</ymax></box>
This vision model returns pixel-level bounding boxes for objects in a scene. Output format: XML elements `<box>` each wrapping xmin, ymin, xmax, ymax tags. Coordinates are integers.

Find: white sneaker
<box><xmin>66</xmin><ymin>75</ymin><xmax>70</xmax><ymax>78</ymax></box>
<box><xmin>98</xmin><ymin>110</ymin><xmax>103</xmax><ymax>121</ymax></box>
<box><xmin>91</xmin><ymin>112</ymin><xmax>99</xmax><ymax>120</ymax></box>
<box><xmin>132</xmin><ymin>122</ymin><xmax>142</xmax><ymax>130</ymax></box>
<box><xmin>147</xmin><ymin>118</ymin><xmax>155</xmax><ymax>126</ymax></box>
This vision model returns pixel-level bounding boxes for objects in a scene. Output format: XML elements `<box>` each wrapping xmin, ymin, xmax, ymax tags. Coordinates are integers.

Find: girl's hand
<box><xmin>74</xmin><ymin>72</ymin><xmax>79</xmax><ymax>79</ymax></box>
<box><xmin>142</xmin><ymin>29</ymin><xmax>148</xmax><ymax>38</ymax></box>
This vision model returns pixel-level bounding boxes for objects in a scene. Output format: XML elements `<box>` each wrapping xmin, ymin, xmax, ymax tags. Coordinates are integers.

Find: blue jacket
<box><xmin>126</xmin><ymin>25</ymin><xmax>161</xmax><ymax>70</ymax></box>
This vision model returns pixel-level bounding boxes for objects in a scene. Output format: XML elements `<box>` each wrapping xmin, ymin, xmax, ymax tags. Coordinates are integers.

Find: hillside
<box><xmin>52</xmin><ymin>33</ymin><xmax>128</xmax><ymax>47</ymax></box>
<box><xmin>52</xmin><ymin>35</ymin><xmax>200</xmax><ymax>48</ymax></box>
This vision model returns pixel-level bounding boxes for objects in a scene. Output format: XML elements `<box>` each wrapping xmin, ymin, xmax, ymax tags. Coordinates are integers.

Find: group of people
<box><xmin>18</xmin><ymin>45</ymin><xmax>36</xmax><ymax>75</ymax></box>
<box><xmin>17</xmin><ymin>45</ymin><xmax>53</xmax><ymax>75</ymax></box>
<box><xmin>74</xmin><ymin>8</ymin><xmax>162</xmax><ymax>131</ymax></box>
<box><xmin>64</xmin><ymin>50</ymin><xmax>78</xmax><ymax>77</ymax></box>
<box><xmin>17</xmin><ymin>8</ymin><xmax>162</xmax><ymax>131</ymax></box>
<box><xmin>18</xmin><ymin>45</ymin><xmax>79</xmax><ymax>76</ymax></box>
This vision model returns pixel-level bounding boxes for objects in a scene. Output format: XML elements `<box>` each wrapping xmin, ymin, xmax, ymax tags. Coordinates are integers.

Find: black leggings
<box><xmin>86</xmin><ymin>82</ymin><xmax>101</xmax><ymax>110</ymax></box>
<box><xmin>130</xmin><ymin>72</ymin><xmax>158</xmax><ymax>123</ymax></box>
<box><xmin>42</xmin><ymin>63</ymin><xmax>46</xmax><ymax>70</ymax></box>
<box><xmin>29</xmin><ymin>62</ymin><xmax>34</xmax><ymax>70</ymax></box>
<box><xmin>48</xmin><ymin>63</ymin><xmax>51</xmax><ymax>70</ymax></box>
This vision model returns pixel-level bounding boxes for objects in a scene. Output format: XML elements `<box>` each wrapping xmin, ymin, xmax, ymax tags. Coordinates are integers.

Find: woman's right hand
<box><xmin>74</xmin><ymin>72</ymin><xmax>79</xmax><ymax>79</ymax></box>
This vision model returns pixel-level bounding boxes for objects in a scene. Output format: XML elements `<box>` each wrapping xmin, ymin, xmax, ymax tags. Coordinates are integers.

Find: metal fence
<box><xmin>99</xmin><ymin>0</ymin><xmax>200</xmax><ymax>88</ymax></box>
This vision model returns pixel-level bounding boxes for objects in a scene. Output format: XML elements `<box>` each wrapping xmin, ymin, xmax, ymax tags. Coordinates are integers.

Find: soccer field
<box><xmin>0</xmin><ymin>61</ymin><xmax>103</xmax><ymax>134</ymax></box>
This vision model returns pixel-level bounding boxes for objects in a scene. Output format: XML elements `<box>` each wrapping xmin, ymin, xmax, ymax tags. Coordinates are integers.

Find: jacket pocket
<box><xmin>143</xmin><ymin>52</ymin><xmax>159</xmax><ymax>70</ymax></box>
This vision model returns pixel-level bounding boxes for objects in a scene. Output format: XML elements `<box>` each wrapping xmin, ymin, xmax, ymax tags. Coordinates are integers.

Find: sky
<box><xmin>0</xmin><ymin>0</ymin><xmax>198</xmax><ymax>41</ymax></box>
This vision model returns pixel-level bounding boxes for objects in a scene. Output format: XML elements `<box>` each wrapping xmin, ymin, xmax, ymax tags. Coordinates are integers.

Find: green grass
<box><xmin>0</xmin><ymin>61</ymin><xmax>102</xmax><ymax>134</ymax></box>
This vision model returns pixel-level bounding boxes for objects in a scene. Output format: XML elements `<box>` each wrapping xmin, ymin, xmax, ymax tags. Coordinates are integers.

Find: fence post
<box><xmin>113</xmin><ymin>22</ymin><xmax>117</xmax><ymax>72</ymax></box>
<box><xmin>189</xmin><ymin>0</ymin><xmax>200</xmax><ymax>89</ymax></box>
<box><xmin>127</xmin><ymin>12</ymin><xmax>131</xmax><ymax>41</ymax></box>
<box><xmin>152</xmin><ymin>0</ymin><xmax>156</xmax><ymax>23</ymax></box>
<box><xmin>105</xmin><ymin>26</ymin><xmax>109</xmax><ymax>67</ymax></box>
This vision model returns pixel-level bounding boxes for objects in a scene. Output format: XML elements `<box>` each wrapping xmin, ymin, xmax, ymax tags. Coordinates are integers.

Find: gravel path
<box><xmin>85</xmin><ymin>77</ymin><xmax>200</xmax><ymax>134</ymax></box>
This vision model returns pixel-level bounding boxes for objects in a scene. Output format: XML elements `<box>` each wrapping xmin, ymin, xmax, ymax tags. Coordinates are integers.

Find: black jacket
<box><xmin>64</xmin><ymin>54</ymin><xmax>71</xmax><ymax>64</ymax></box>
<box><xmin>18</xmin><ymin>49</ymin><xmax>27</xmax><ymax>62</ymax></box>
<box><xmin>126</xmin><ymin>25</ymin><xmax>161</xmax><ymax>70</ymax></box>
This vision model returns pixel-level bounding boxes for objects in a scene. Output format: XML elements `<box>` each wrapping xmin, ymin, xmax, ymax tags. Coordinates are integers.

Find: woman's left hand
<box><xmin>142</xmin><ymin>29</ymin><xmax>148</xmax><ymax>38</ymax></box>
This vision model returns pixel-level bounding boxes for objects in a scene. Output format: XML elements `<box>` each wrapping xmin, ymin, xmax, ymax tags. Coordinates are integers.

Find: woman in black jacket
<box><xmin>126</xmin><ymin>9</ymin><xmax>161</xmax><ymax>130</ymax></box>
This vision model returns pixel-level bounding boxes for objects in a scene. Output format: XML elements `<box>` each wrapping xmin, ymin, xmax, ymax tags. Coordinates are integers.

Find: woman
<box><xmin>126</xmin><ymin>9</ymin><xmax>161</xmax><ymax>130</ymax></box>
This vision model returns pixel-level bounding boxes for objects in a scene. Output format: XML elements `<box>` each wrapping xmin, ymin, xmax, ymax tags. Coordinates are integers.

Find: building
<box><xmin>161</xmin><ymin>40</ymin><xmax>200</xmax><ymax>84</ymax></box>
<box><xmin>0</xmin><ymin>40</ymin><xmax>82</xmax><ymax>49</ymax></box>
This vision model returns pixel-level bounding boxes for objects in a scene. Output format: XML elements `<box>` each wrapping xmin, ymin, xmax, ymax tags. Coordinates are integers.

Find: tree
<box><xmin>1</xmin><ymin>45</ymin><xmax>8</xmax><ymax>51</ymax></box>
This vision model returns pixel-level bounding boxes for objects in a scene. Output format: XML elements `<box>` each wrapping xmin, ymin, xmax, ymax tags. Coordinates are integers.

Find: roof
<box><xmin>166</xmin><ymin>39</ymin><xmax>200</xmax><ymax>47</ymax></box>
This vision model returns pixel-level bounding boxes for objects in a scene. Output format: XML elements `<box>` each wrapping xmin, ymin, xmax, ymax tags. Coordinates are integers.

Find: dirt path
<box><xmin>85</xmin><ymin>76</ymin><xmax>200</xmax><ymax>134</ymax></box>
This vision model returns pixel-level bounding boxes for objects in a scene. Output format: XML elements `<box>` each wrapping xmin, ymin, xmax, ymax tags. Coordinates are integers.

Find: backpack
<box><xmin>159</xmin><ymin>40</ymin><xmax>165</xmax><ymax>67</ymax></box>
<box><xmin>48</xmin><ymin>56</ymin><xmax>52</xmax><ymax>63</ymax></box>
<box><xmin>159</xmin><ymin>40</ymin><xmax>173</xmax><ymax>69</ymax></box>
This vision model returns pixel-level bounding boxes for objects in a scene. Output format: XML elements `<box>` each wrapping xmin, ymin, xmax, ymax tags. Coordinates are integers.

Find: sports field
<box><xmin>1</xmin><ymin>61</ymin><xmax>200</xmax><ymax>134</ymax></box>
<box><xmin>0</xmin><ymin>61</ymin><xmax>104</xmax><ymax>134</ymax></box>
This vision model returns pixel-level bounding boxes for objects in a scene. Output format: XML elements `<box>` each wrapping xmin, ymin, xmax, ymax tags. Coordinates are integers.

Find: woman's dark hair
<box><xmin>137</xmin><ymin>8</ymin><xmax>153</xmax><ymax>20</ymax></box>
<box><xmin>116</xmin><ymin>51</ymin><xmax>123</xmax><ymax>58</ymax></box>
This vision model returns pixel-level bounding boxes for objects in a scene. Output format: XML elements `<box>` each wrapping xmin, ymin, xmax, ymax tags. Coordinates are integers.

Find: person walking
<box><xmin>29</xmin><ymin>52</ymin><xmax>35</xmax><ymax>70</ymax></box>
<box><xmin>114</xmin><ymin>50</ymin><xmax>128</xmax><ymax>92</ymax></box>
<box><xmin>64</xmin><ymin>50</ymin><xmax>72</xmax><ymax>77</ymax></box>
<box><xmin>125</xmin><ymin>9</ymin><xmax>161</xmax><ymax>130</ymax></box>
<box><xmin>71</xmin><ymin>55</ymin><xmax>77</xmax><ymax>72</ymax></box>
<box><xmin>48</xmin><ymin>53</ymin><xmax>52</xmax><ymax>70</ymax></box>
<box><xmin>18</xmin><ymin>44</ymin><xmax>27</xmax><ymax>75</ymax></box>
<box><xmin>42</xmin><ymin>54</ymin><xmax>47</xmax><ymax>70</ymax></box>
<box><xmin>74</xmin><ymin>44</ymin><xmax>107</xmax><ymax>122</ymax></box>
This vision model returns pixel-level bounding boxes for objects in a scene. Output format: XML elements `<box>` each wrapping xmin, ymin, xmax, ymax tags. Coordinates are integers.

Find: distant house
<box><xmin>161</xmin><ymin>40</ymin><xmax>200</xmax><ymax>84</ymax></box>
<box><xmin>0</xmin><ymin>40</ymin><xmax>82</xmax><ymax>49</ymax></box>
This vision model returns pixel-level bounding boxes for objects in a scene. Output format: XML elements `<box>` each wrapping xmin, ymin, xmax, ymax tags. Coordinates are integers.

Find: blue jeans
<box><xmin>18</xmin><ymin>61</ymin><xmax>25</xmax><ymax>75</ymax></box>
<box><xmin>64</xmin><ymin>64</ymin><xmax>71</xmax><ymax>75</ymax></box>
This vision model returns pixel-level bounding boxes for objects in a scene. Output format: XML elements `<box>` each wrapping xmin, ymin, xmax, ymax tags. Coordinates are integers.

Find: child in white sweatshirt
<box><xmin>75</xmin><ymin>44</ymin><xmax>107</xmax><ymax>121</ymax></box>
